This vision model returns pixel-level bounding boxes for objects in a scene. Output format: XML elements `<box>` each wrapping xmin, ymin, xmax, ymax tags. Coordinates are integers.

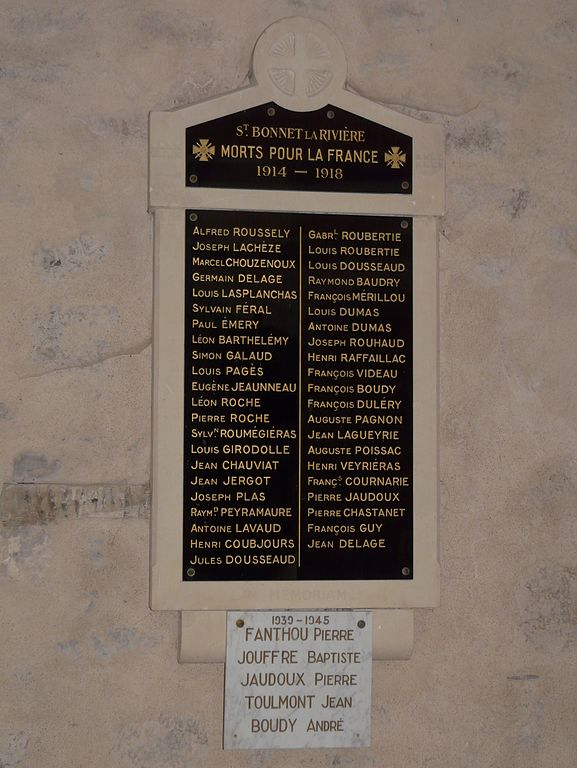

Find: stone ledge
<box><xmin>0</xmin><ymin>484</ymin><xmax>150</xmax><ymax>524</ymax></box>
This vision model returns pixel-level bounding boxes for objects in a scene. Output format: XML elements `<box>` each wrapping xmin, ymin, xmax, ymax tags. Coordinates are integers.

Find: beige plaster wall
<box><xmin>1</xmin><ymin>0</ymin><xmax>576</xmax><ymax>766</ymax></box>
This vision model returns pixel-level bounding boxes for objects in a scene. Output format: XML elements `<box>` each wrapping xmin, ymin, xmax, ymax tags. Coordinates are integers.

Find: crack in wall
<box><xmin>18</xmin><ymin>339</ymin><xmax>152</xmax><ymax>380</ymax></box>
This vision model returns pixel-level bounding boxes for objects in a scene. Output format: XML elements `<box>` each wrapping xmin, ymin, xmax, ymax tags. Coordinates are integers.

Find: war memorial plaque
<box><xmin>223</xmin><ymin>611</ymin><xmax>372</xmax><ymax>749</ymax></box>
<box><xmin>184</xmin><ymin>210</ymin><xmax>412</xmax><ymax>582</ymax></box>
<box><xmin>186</xmin><ymin>102</ymin><xmax>412</xmax><ymax>194</ymax></box>
<box><xmin>149</xmin><ymin>17</ymin><xmax>443</xmax><ymax>671</ymax></box>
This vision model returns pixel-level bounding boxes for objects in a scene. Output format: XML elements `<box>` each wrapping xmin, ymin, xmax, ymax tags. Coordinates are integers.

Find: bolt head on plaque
<box><xmin>252</xmin><ymin>17</ymin><xmax>347</xmax><ymax>111</ymax></box>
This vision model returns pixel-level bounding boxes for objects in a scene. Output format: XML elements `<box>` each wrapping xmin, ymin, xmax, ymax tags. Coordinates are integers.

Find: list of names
<box><xmin>183</xmin><ymin>210</ymin><xmax>412</xmax><ymax>581</ymax></box>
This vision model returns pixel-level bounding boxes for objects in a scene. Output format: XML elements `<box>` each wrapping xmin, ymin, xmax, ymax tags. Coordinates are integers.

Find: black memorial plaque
<box><xmin>186</xmin><ymin>103</ymin><xmax>412</xmax><ymax>194</ymax></box>
<box><xmin>183</xmin><ymin>211</ymin><xmax>413</xmax><ymax>581</ymax></box>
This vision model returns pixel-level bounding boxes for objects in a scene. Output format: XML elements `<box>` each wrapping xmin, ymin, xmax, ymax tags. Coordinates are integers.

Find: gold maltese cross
<box><xmin>192</xmin><ymin>139</ymin><xmax>216</xmax><ymax>162</ymax></box>
<box><xmin>384</xmin><ymin>146</ymin><xmax>407</xmax><ymax>169</ymax></box>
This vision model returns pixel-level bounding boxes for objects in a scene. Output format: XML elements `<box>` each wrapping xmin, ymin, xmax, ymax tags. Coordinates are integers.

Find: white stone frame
<box><xmin>149</xmin><ymin>87</ymin><xmax>444</xmax><ymax>216</ymax></box>
<box><xmin>149</xmin><ymin>17</ymin><xmax>444</xmax><ymax>658</ymax></box>
<box><xmin>151</xmin><ymin>211</ymin><xmax>439</xmax><ymax>612</ymax></box>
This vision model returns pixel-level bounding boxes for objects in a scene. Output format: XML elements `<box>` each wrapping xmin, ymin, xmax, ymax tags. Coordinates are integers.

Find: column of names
<box><xmin>183</xmin><ymin>212</ymin><xmax>300</xmax><ymax>580</ymax></box>
<box><xmin>300</xmin><ymin>217</ymin><xmax>413</xmax><ymax>580</ymax></box>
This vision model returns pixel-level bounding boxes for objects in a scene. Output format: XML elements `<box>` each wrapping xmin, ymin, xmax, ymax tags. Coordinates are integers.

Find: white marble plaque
<box><xmin>224</xmin><ymin>610</ymin><xmax>372</xmax><ymax>749</ymax></box>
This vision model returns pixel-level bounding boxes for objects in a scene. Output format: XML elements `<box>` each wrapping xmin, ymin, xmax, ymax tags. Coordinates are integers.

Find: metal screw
<box><xmin>357</xmin><ymin>619</ymin><xmax>366</xmax><ymax>629</ymax></box>
<box><xmin>186</xmin><ymin>567</ymin><xmax>195</xmax><ymax>577</ymax></box>
<box><xmin>402</xmin><ymin>567</ymin><xmax>411</xmax><ymax>576</ymax></box>
<box><xmin>189</xmin><ymin>174</ymin><xmax>198</xmax><ymax>184</ymax></box>
<box><xmin>236</xmin><ymin>618</ymin><xmax>245</xmax><ymax>628</ymax></box>
<box><xmin>327</xmin><ymin>110</ymin><xmax>335</xmax><ymax>119</ymax></box>
<box><xmin>189</xmin><ymin>213</ymin><xmax>198</xmax><ymax>221</ymax></box>
<box><xmin>267</xmin><ymin>106</ymin><xmax>276</xmax><ymax>116</ymax></box>
<box><xmin>400</xmin><ymin>220</ymin><xmax>409</xmax><ymax>229</ymax></box>
<box><xmin>401</xmin><ymin>181</ymin><xmax>410</xmax><ymax>190</ymax></box>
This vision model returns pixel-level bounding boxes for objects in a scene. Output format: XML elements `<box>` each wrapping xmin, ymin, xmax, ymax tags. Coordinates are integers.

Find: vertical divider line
<box><xmin>298</xmin><ymin>225</ymin><xmax>302</xmax><ymax>568</ymax></box>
